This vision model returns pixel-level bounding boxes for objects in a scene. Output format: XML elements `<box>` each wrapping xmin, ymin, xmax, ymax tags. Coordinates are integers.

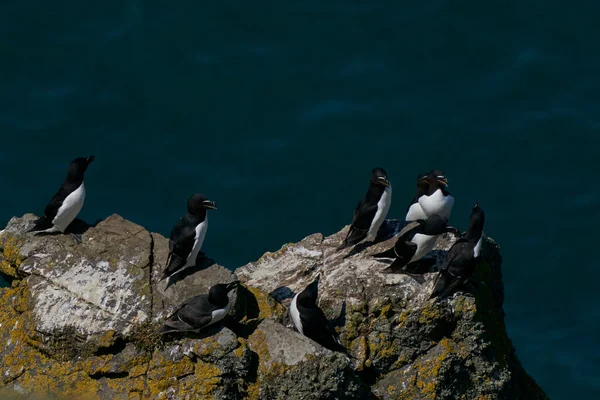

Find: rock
<box><xmin>246</xmin><ymin>319</ymin><xmax>370</xmax><ymax>399</ymax></box>
<box><xmin>236</xmin><ymin>220</ymin><xmax>548</xmax><ymax>399</ymax></box>
<box><xmin>0</xmin><ymin>214</ymin><xmax>548</xmax><ymax>399</ymax></box>
<box><xmin>150</xmin><ymin>232</ymin><xmax>237</xmax><ymax>321</ymax></box>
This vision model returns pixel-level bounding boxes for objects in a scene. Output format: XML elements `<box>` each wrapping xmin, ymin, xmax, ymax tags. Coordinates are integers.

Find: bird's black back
<box><xmin>296</xmin><ymin>290</ymin><xmax>343</xmax><ymax>352</ymax></box>
<box><xmin>341</xmin><ymin>184</ymin><xmax>385</xmax><ymax>247</ymax></box>
<box><xmin>163</xmin><ymin>294</ymin><xmax>216</xmax><ymax>332</ymax></box>
<box><xmin>43</xmin><ymin>180</ymin><xmax>81</xmax><ymax>221</ymax></box>
<box><xmin>164</xmin><ymin>213</ymin><xmax>203</xmax><ymax>275</ymax></box>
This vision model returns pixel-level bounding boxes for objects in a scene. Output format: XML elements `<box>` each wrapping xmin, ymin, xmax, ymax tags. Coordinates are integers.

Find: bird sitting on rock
<box><xmin>290</xmin><ymin>275</ymin><xmax>351</xmax><ymax>356</ymax></box>
<box><xmin>373</xmin><ymin>215</ymin><xmax>459</xmax><ymax>273</ymax></box>
<box><xmin>159</xmin><ymin>281</ymin><xmax>239</xmax><ymax>335</ymax></box>
<box><xmin>29</xmin><ymin>155</ymin><xmax>95</xmax><ymax>243</ymax></box>
<box><xmin>338</xmin><ymin>167</ymin><xmax>392</xmax><ymax>249</ymax></box>
<box><xmin>160</xmin><ymin>194</ymin><xmax>217</xmax><ymax>281</ymax></box>
<box><xmin>430</xmin><ymin>203</ymin><xmax>485</xmax><ymax>299</ymax></box>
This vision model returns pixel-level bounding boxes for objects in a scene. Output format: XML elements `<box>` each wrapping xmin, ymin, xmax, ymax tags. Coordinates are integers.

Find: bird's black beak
<box><xmin>474</xmin><ymin>202</ymin><xmax>480</xmax><ymax>209</ymax></box>
<box><xmin>226</xmin><ymin>281</ymin><xmax>239</xmax><ymax>291</ymax></box>
<box><xmin>203</xmin><ymin>200</ymin><xmax>217</xmax><ymax>210</ymax></box>
<box><xmin>377</xmin><ymin>176</ymin><xmax>390</xmax><ymax>188</ymax></box>
<box><xmin>87</xmin><ymin>155</ymin><xmax>95</xmax><ymax>164</ymax></box>
<box><xmin>437</xmin><ymin>177</ymin><xmax>448</xmax><ymax>186</ymax></box>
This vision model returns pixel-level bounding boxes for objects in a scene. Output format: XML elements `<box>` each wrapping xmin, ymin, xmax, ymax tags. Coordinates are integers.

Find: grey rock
<box><xmin>247</xmin><ymin>319</ymin><xmax>370</xmax><ymax>399</ymax></box>
<box><xmin>0</xmin><ymin>214</ymin><xmax>547</xmax><ymax>399</ymax></box>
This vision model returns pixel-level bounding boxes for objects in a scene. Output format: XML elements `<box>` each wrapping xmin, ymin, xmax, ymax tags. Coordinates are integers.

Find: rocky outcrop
<box><xmin>0</xmin><ymin>214</ymin><xmax>547</xmax><ymax>399</ymax></box>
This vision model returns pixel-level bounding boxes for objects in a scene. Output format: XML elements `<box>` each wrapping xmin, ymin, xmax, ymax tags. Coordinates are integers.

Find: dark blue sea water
<box><xmin>1</xmin><ymin>1</ymin><xmax>598</xmax><ymax>397</ymax></box>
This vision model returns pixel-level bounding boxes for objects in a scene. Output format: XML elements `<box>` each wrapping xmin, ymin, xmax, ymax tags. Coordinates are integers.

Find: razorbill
<box><xmin>373</xmin><ymin>215</ymin><xmax>459</xmax><ymax>272</ymax></box>
<box><xmin>429</xmin><ymin>203</ymin><xmax>485</xmax><ymax>299</ymax></box>
<box><xmin>339</xmin><ymin>167</ymin><xmax>392</xmax><ymax>249</ymax></box>
<box><xmin>160</xmin><ymin>194</ymin><xmax>217</xmax><ymax>281</ymax></box>
<box><xmin>290</xmin><ymin>276</ymin><xmax>350</xmax><ymax>355</ymax></box>
<box><xmin>159</xmin><ymin>281</ymin><xmax>239</xmax><ymax>334</ymax></box>
<box><xmin>29</xmin><ymin>155</ymin><xmax>95</xmax><ymax>241</ymax></box>
<box><xmin>405</xmin><ymin>172</ymin><xmax>429</xmax><ymax>221</ymax></box>
<box><xmin>418</xmin><ymin>169</ymin><xmax>454</xmax><ymax>219</ymax></box>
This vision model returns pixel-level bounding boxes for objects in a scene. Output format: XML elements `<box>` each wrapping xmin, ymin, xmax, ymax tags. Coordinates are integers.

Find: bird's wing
<box><xmin>351</xmin><ymin>198</ymin><xmax>378</xmax><ymax>229</ymax></box>
<box><xmin>396</xmin><ymin>220</ymin><xmax>421</xmax><ymax>239</ymax></box>
<box><xmin>300</xmin><ymin>305</ymin><xmax>343</xmax><ymax>351</ymax></box>
<box><xmin>339</xmin><ymin>200</ymin><xmax>378</xmax><ymax>248</ymax></box>
<box><xmin>44</xmin><ymin>183</ymin><xmax>75</xmax><ymax>221</ymax></box>
<box><xmin>429</xmin><ymin>239</ymin><xmax>471</xmax><ymax>298</ymax></box>
<box><xmin>386</xmin><ymin>241</ymin><xmax>418</xmax><ymax>270</ymax></box>
<box><xmin>162</xmin><ymin>295</ymin><xmax>213</xmax><ymax>332</ymax></box>
<box><xmin>163</xmin><ymin>220</ymin><xmax>196</xmax><ymax>276</ymax></box>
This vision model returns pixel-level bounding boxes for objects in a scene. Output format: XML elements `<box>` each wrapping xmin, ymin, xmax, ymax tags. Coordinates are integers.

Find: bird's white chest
<box><xmin>473</xmin><ymin>236</ymin><xmax>483</xmax><ymax>258</ymax></box>
<box><xmin>53</xmin><ymin>182</ymin><xmax>86</xmax><ymax>231</ymax></box>
<box><xmin>186</xmin><ymin>219</ymin><xmax>208</xmax><ymax>266</ymax></box>
<box><xmin>405</xmin><ymin>201</ymin><xmax>427</xmax><ymax>221</ymax></box>
<box><xmin>209</xmin><ymin>299</ymin><xmax>231</xmax><ymax>326</ymax></box>
<box><xmin>290</xmin><ymin>294</ymin><xmax>303</xmax><ymax>334</ymax></box>
<box><xmin>418</xmin><ymin>189</ymin><xmax>454</xmax><ymax>219</ymax></box>
<box><xmin>367</xmin><ymin>186</ymin><xmax>392</xmax><ymax>241</ymax></box>
<box><xmin>410</xmin><ymin>233</ymin><xmax>437</xmax><ymax>262</ymax></box>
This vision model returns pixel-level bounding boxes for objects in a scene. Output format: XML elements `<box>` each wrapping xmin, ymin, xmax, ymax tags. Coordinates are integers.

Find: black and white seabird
<box><xmin>159</xmin><ymin>281</ymin><xmax>239</xmax><ymax>334</ymax></box>
<box><xmin>29</xmin><ymin>155</ymin><xmax>95</xmax><ymax>240</ymax></box>
<box><xmin>373</xmin><ymin>215</ymin><xmax>459</xmax><ymax>272</ymax></box>
<box><xmin>418</xmin><ymin>170</ymin><xmax>454</xmax><ymax>219</ymax></box>
<box><xmin>405</xmin><ymin>172</ymin><xmax>429</xmax><ymax>221</ymax></box>
<box><xmin>160</xmin><ymin>194</ymin><xmax>217</xmax><ymax>281</ymax></box>
<box><xmin>339</xmin><ymin>167</ymin><xmax>392</xmax><ymax>249</ymax></box>
<box><xmin>429</xmin><ymin>203</ymin><xmax>485</xmax><ymax>299</ymax></box>
<box><xmin>290</xmin><ymin>276</ymin><xmax>349</xmax><ymax>354</ymax></box>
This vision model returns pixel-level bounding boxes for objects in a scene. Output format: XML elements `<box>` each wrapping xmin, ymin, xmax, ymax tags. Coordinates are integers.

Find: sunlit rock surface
<box><xmin>0</xmin><ymin>215</ymin><xmax>547</xmax><ymax>399</ymax></box>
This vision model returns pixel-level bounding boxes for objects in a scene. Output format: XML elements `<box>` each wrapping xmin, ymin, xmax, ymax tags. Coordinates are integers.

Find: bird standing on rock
<box><xmin>159</xmin><ymin>281</ymin><xmax>239</xmax><ymax>334</ymax></box>
<box><xmin>373</xmin><ymin>215</ymin><xmax>459</xmax><ymax>273</ymax></box>
<box><xmin>29</xmin><ymin>155</ymin><xmax>95</xmax><ymax>243</ymax></box>
<box><xmin>429</xmin><ymin>203</ymin><xmax>485</xmax><ymax>299</ymax></box>
<box><xmin>405</xmin><ymin>172</ymin><xmax>430</xmax><ymax>221</ymax></box>
<box><xmin>339</xmin><ymin>167</ymin><xmax>392</xmax><ymax>249</ymax></box>
<box><xmin>290</xmin><ymin>275</ymin><xmax>350</xmax><ymax>355</ymax></box>
<box><xmin>160</xmin><ymin>194</ymin><xmax>217</xmax><ymax>281</ymax></box>
<box><xmin>418</xmin><ymin>170</ymin><xmax>454</xmax><ymax>219</ymax></box>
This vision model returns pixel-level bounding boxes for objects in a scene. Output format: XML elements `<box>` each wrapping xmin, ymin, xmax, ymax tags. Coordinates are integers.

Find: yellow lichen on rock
<box><xmin>0</xmin><ymin>237</ymin><xmax>23</xmax><ymax>279</ymax></box>
<box><xmin>246</xmin><ymin>285</ymin><xmax>285</xmax><ymax>320</ymax></box>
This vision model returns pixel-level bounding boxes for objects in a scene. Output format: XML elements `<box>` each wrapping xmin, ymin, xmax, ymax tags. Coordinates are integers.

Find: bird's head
<box><xmin>370</xmin><ymin>167</ymin><xmax>390</xmax><ymax>188</ymax></box>
<box><xmin>188</xmin><ymin>194</ymin><xmax>217</xmax><ymax>215</ymax></box>
<box><xmin>67</xmin><ymin>155</ymin><xmax>95</xmax><ymax>179</ymax></box>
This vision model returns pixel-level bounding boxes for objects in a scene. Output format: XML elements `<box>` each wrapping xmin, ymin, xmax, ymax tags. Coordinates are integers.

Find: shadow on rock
<box><xmin>165</xmin><ymin>254</ymin><xmax>216</xmax><ymax>289</ymax></box>
<box><xmin>160</xmin><ymin>323</ymin><xmax>223</xmax><ymax>342</ymax></box>
<box><xmin>331</xmin><ymin>300</ymin><xmax>347</xmax><ymax>328</ymax></box>
<box><xmin>342</xmin><ymin>220</ymin><xmax>402</xmax><ymax>259</ymax></box>
<box><xmin>269</xmin><ymin>286</ymin><xmax>294</xmax><ymax>303</ymax></box>
<box><xmin>234</xmin><ymin>284</ymin><xmax>261</xmax><ymax>321</ymax></box>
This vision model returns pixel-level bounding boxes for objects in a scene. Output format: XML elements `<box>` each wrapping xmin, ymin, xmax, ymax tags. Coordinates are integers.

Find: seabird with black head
<box><xmin>429</xmin><ymin>203</ymin><xmax>485</xmax><ymax>299</ymax></box>
<box><xmin>405</xmin><ymin>172</ymin><xmax>430</xmax><ymax>221</ymax></box>
<box><xmin>160</xmin><ymin>193</ymin><xmax>217</xmax><ymax>281</ymax></box>
<box><xmin>159</xmin><ymin>281</ymin><xmax>239</xmax><ymax>334</ymax></box>
<box><xmin>373</xmin><ymin>214</ymin><xmax>459</xmax><ymax>272</ymax></box>
<box><xmin>339</xmin><ymin>167</ymin><xmax>392</xmax><ymax>249</ymax></box>
<box><xmin>290</xmin><ymin>275</ymin><xmax>351</xmax><ymax>355</ymax></box>
<box><xmin>29</xmin><ymin>155</ymin><xmax>95</xmax><ymax>242</ymax></box>
<box><xmin>417</xmin><ymin>169</ymin><xmax>454</xmax><ymax>219</ymax></box>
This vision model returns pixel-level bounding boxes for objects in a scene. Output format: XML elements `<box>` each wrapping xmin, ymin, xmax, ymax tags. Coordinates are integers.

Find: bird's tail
<box><xmin>159</xmin><ymin>253</ymin><xmax>187</xmax><ymax>281</ymax></box>
<box><xmin>429</xmin><ymin>267</ymin><xmax>459</xmax><ymax>300</ymax></box>
<box><xmin>372</xmin><ymin>246</ymin><xmax>396</xmax><ymax>259</ymax></box>
<box><xmin>28</xmin><ymin>217</ymin><xmax>53</xmax><ymax>233</ymax></box>
<box><xmin>337</xmin><ymin>227</ymin><xmax>367</xmax><ymax>250</ymax></box>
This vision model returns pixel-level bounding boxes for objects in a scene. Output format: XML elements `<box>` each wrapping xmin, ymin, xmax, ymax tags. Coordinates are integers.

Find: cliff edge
<box><xmin>0</xmin><ymin>214</ymin><xmax>547</xmax><ymax>399</ymax></box>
